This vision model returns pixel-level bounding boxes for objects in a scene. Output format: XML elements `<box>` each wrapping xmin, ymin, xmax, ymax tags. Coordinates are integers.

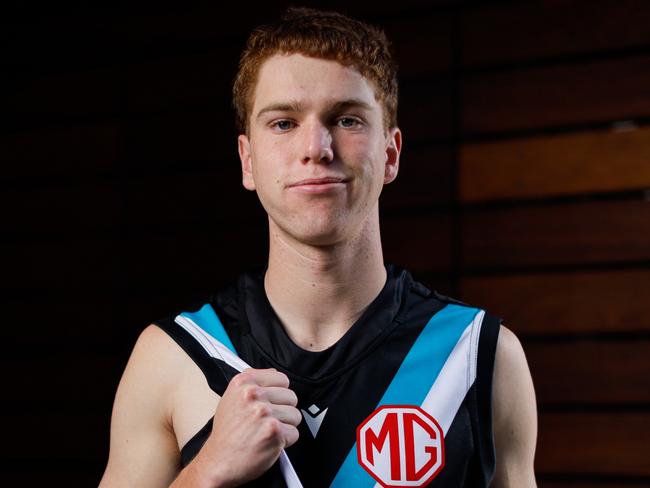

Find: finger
<box><xmin>270</xmin><ymin>404</ymin><xmax>302</xmax><ymax>427</ymax></box>
<box><xmin>242</xmin><ymin>368</ymin><xmax>290</xmax><ymax>388</ymax></box>
<box><xmin>282</xmin><ymin>424</ymin><xmax>300</xmax><ymax>448</ymax></box>
<box><xmin>258</xmin><ymin>386</ymin><xmax>298</xmax><ymax>406</ymax></box>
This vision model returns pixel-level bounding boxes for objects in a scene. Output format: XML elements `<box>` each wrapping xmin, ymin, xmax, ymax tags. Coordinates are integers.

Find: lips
<box><xmin>287</xmin><ymin>177</ymin><xmax>348</xmax><ymax>187</ymax></box>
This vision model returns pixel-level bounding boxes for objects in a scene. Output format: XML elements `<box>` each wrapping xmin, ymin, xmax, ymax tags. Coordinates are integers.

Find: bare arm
<box><xmin>99</xmin><ymin>325</ymin><xmax>184</xmax><ymax>488</ymax></box>
<box><xmin>490</xmin><ymin>325</ymin><xmax>538</xmax><ymax>488</ymax></box>
<box><xmin>99</xmin><ymin>324</ymin><xmax>301</xmax><ymax>488</ymax></box>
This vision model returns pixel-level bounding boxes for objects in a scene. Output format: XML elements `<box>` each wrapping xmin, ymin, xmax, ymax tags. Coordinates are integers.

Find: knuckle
<box><xmin>243</xmin><ymin>384</ymin><xmax>259</xmax><ymax>401</ymax></box>
<box><xmin>263</xmin><ymin>418</ymin><xmax>282</xmax><ymax>439</ymax></box>
<box><xmin>254</xmin><ymin>403</ymin><xmax>271</xmax><ymax>418</ymax></box>
<box><xmin>230</xmin><ymin>373</ymin><xmax>248</xmax><ymax>388</ymax></box>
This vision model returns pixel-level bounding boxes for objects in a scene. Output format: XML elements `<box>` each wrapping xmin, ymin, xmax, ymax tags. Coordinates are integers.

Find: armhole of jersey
<box><xmin>474</xmin><ymin>311</ymin><xmax>501</xmax><ymax>483</ymax></box>
<box><xmin>153</xmin><ymin>317</ymin><xmax>231</xmax><ymax>396</ymax></box>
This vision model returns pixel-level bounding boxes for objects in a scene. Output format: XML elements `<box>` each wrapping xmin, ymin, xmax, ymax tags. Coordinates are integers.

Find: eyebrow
<box><xmin>255</xmin><ymin>98</ymin><xmax>374</xmax><ymax>120</ymax></box>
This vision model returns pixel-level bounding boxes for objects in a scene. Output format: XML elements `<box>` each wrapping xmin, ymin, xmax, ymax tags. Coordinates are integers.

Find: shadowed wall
<box><xmin>2</xmin><ymin>1</ymin><xmax>649</xmax><ymax>485</ymax></box>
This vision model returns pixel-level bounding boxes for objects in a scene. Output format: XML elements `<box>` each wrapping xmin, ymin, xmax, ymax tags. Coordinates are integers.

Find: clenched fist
<box><xmin>189</xmin><ymin>368</ymin><xmax>301</xmax><ymax>487</ymax></box>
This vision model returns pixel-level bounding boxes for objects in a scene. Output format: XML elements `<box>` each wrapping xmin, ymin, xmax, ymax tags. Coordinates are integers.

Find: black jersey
<box><xmin>155</xmin><ymin>265</ymin><xmax>501</xmax><ymax>487</ymax></box>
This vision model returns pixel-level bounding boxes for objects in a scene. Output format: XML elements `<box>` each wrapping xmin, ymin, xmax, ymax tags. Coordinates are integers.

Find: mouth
<box><xmin>287</xmin><ymin>177</ymin><xmax>349</xmax><ymax>187</ymax></box>
<box><xmin>287</xmin><ymin>176</ymin><xmax>349</xmax><ymax>194</ymax></box>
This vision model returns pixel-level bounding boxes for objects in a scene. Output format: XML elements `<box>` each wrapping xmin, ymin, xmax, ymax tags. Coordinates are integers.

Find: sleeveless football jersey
<box><xmin>155</xmin><ymin>264</ymin><xmax>501</xmax><ymax>487</ymax></box>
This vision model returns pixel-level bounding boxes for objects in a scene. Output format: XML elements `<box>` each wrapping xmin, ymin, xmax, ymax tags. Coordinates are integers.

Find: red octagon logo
<box><xmin>356</xmin><ymin>405</ymin><xmax>445</xmax><ymax>487</ymax></box>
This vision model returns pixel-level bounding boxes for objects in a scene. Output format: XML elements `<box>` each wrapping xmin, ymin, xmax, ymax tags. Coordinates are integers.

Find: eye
<box><xmin>337</xmin><ymin>117</ymin><xmax>363</xmax><ymax>129</ymax></box>
<box><xmin>270</xmin><ymin>119</ymin><xmax>295</xmax><ymax>131</ymax></box>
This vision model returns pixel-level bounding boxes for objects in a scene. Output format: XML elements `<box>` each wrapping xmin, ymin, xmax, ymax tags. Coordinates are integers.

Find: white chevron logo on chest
<box><xmin>300</xmin><ymin>404</ymin><xmax>328</xmax><ymax>438</ymax></box>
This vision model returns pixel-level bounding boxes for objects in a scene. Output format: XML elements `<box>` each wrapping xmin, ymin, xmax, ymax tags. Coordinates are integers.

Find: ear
<box><xmin>383</xmin><ymin>127</ymin><xmax>402</xmax><ymax>185</ymax></box>
<box><xmin>238</xmin><ymin>134</ymin><xmax>256</xmax><ymax>191</ymax></box>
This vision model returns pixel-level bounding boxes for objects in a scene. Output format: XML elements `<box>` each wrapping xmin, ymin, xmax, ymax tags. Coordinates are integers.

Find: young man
<box><xmin>100</xmin><ymin>8</ymin><xmax>537</xmax><ymax>488</ymax></box>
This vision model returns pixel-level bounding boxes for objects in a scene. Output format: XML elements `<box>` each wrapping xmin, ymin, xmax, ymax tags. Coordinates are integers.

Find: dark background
<box><xmin>2</xmin><ymin>0</ymin><xmax>650</xmax><ymax>486</ymax></box>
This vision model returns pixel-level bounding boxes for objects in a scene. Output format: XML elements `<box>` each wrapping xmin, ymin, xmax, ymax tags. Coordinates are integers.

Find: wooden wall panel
<box><xmin>381</xmin><ymin>145</ymin><xmax>453</xmax><ymax>209</ymax></box>
<box><xmin>383</xmin><ymin>16</ymin><xmax>452</xmax><ymax>78</ymax></box>
<box><xmin>461</xmin><ymin>0</ymin><xmax>650</xmax><ymax>67</ymax></box>
<box><xmin>460</xmin><ymin>126</ymin><xmax>650</xmax><ymax>202</ymax></box>
<box><xmin>462</xmin><ymin>55</ymin><xmax>650</xmax><ymax>134</ymax></box>
<box><xmin>461</xmin><ymin>199</ymin><xmax>650</xmax><ymax>270</ymax></box>
<box><xmin>537</xmin><ymin>412</ymin><xmax>650</xmax><ymax>475</ymax></box>
<box><xmin>527</xmin><ymin>341</ymin><xmax>650</xmax><ymax>404</ymax></box>
<box><xmin>400</xmin><ymin>79</ymin><xmax>453</xmax><ymax>143</ymax></box>
<box><xmin>382</xmin><ymin>214</ymin><xmax>451</xmax><ymax>273</ymax></box>
<box><xmin>459</xmin><ymin>270</ymin><xmax>650</xmax><ymax>335</ymax></box>
<box><xmin>4</xmin><ymin>3</ymin><xmax>650</xmax><ymax>484</ymax></box>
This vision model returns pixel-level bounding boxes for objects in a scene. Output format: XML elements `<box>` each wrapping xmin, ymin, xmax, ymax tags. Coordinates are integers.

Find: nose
<box><xmin>301</xmin><ymin>120</ymin><xmax>334</xmax><ymax>164</ymax></box>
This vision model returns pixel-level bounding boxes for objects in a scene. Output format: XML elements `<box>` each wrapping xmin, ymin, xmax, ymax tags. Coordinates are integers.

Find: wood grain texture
<box><xmin>461</xmin><ymin>0</ymin><xmax>650</xmax><ymax>67</ymax></box>
<box><xmin>526</xmin><ymin>340</ymin><xmax>650</xmax><ymax>404</ymax></box>
<box><xmin>461</xmin><ymin>198</ymin><xmax>650</xmax><ymax>270</ymax></box>
<box><xmin>537</xmin><ymin>412</ymin><xmax>650</xmax><ymax>475</ymax></box>
<box><xmin>462</xmin><ymin>55</ymin><xmax>650</xmax><ymax>134</ymax></box>
<box><xmin>459</xmin><ymin>269</ymin><xmax>650</xmax><ymax>335</ymax></box>
<box><xmin>460</xmin><ymin>126</ymin><xmax>650</xmax><ymax>202</ymax></box>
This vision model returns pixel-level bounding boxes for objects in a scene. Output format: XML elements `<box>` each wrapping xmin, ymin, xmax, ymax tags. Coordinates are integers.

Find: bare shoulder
<box><xmin>99</xmin><ymin>324</ymin><xmax>188</xmax><ymax>488</ymax></box>
<box><xmin>490</xmin><ymin>325</ymin><xmax>538</xmax><ymax>488</ymax></box>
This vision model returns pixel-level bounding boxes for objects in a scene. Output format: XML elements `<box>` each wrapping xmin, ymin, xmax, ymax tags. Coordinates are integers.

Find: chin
<box><xmin>273</xmin><ymin>216</ymin><xmax>351</xmax><ymax>247</ymax></box>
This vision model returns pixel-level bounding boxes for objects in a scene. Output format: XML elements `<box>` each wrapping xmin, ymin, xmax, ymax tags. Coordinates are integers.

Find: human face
<box><xmin>238</xmin><ymin>53</ymin><xmax>401</xmax><ymax>246</ymax></box>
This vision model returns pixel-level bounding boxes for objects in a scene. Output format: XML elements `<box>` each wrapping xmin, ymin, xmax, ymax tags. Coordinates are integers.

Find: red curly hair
<box><xmin>232</xmin><ymin>7</ymin><xmax>399</xmax><ymax>134</ymax></box>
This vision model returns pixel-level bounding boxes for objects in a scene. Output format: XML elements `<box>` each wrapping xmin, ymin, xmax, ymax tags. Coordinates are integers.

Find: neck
<box><xmin>264</xmin><ymin>209</ymin><xmax>387</xmax><ymax>351</ymax></box>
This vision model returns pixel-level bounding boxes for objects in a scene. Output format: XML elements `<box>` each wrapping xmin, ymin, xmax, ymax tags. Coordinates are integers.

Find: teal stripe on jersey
<box><xmin>330</xmin><ymin>303</ymin><xmax>480</xmax><ymax>488</ymax></box>
<box><xmin>180</xmin><ymin>303</ymin><xmax>237</xmax><ymax>354</ymax></box>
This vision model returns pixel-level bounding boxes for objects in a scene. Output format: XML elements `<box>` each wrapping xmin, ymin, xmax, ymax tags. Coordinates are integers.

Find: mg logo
<box><xmin>356</xmin><ymin>405</ymin><xmax>445</xmax><ymax>487</ymax></box>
